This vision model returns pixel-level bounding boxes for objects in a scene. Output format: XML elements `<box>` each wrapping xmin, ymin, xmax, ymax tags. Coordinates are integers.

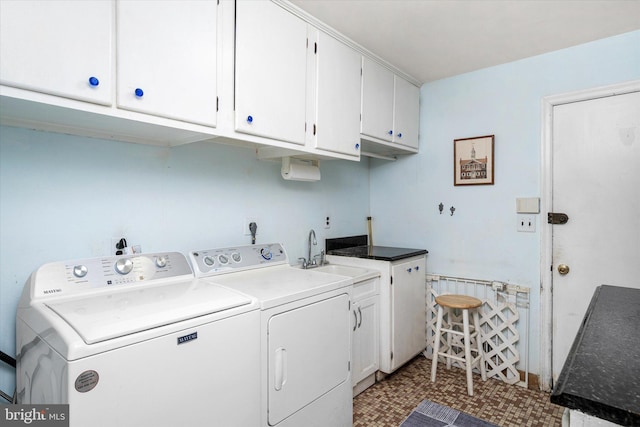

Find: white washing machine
<box><xmin>16</xmin><ymin>252</ymin><xmax>261</xmax><ymax>427</ymax></box>
<box><xmin>189</xmin><ymin>243</ymin><xmax>354</xmax><ymax>427</ymax></box>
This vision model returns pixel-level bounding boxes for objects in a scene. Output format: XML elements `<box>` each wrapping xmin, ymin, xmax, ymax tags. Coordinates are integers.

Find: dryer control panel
<box><xmin>190</xmin><ymin>243</ymin><xmax>288</xmax><ymax>277</ymax></box>
<box><xmin>24</xmin><ymin>252</ymin><xmax>193</xmax><ymax>302</ymax></box>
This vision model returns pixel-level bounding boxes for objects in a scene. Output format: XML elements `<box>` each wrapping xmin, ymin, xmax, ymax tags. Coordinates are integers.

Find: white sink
<box><xmin>312</xmin><ymin>264</ymin><xmax>379</xmax><ymax>283</ymax></box>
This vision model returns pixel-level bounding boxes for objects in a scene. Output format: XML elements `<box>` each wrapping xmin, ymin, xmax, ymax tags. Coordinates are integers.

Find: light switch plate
<box><xmin>517</xmin><ymin>215</ymin><xmax>536</xmax><ymax>232</ymax></box>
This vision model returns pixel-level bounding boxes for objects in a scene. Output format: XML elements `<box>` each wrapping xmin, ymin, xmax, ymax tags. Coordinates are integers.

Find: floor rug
<box><xmin>400</xmin><ymin>399</ymin><xmax>498</xmax><ymax>427</ymax></box>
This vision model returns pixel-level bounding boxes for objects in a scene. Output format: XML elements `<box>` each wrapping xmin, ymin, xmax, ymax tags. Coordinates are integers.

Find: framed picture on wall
<box><xmin>454</xmin><ymin>135</ymin><xmax>495</xmax><ymax>186</ymax></box>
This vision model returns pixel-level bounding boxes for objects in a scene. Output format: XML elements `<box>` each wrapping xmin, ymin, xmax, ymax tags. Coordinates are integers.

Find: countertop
<box><xmin>550</xmin><ymin>285</ymin><xmax>640</xmax><ymax>426</ymax></box>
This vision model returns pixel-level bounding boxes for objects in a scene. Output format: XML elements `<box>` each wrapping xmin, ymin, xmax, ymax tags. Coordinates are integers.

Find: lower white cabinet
<box><xmin>352</xmin><ymin>278</ymin><xmax>379</xmax><ymax>395</ymax></box>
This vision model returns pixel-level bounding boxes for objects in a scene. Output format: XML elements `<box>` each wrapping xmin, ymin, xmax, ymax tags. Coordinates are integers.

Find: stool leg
<box><xmin>473</xmin><ymin>308</ymin><xmax>487</xmax><ymax>381</ymax></box>
<box><xmin>462</xmin><ymin>308</ymin><xmax>474</xmax><ymax>396</ymax></box>
<box><xmin>431</xmin><ymin>305</ymin><xmax>444</xmax><ymax>382</ymax></box>
<box><xmin>445</xmin><ymin>308</ymin><xmax>452</xmax><ymax>370</ymax></box>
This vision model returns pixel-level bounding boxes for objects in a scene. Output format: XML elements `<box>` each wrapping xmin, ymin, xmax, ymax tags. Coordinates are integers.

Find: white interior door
<box><xmin>551</xmin><ymin>91</ymin><xmax>640</xmax><ymax>382</ymax></box>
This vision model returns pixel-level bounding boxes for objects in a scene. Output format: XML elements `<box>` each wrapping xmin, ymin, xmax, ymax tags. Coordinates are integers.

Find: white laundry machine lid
<box><xmin>46</xmin><ymin>279</ymin><xmax>253</xmax><ymax>344</ymax></box>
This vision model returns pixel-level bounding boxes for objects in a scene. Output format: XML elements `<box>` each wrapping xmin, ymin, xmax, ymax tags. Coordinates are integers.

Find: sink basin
<box><xmin>312</xmin><ymin>264</ymin><xmax>378</xmax><ymax>283</ymax></box>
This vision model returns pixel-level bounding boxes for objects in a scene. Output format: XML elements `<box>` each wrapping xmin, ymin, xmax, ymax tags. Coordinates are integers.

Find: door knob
<box><xmin>558</xmin><ymin>264</ymin><xmax>570</xmax><ymax>275</ymax></box>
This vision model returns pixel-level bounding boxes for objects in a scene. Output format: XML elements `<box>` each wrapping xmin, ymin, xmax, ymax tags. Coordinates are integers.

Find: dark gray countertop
<box><xmin>550</xmin><ymin>285</ymin><xmax>640</xmax><ymax>426</ymax></box>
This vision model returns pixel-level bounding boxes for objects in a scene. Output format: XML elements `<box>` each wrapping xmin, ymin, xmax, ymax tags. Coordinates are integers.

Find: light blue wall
<box><xmin>370</xmin><ymin>30</ymin><xmax>640</xmax><ymax>375</ymax></box>
<box><xmin>0</xmin><ymin>127</ymin><xmax>370</xmax><ymax>395</ymax></box>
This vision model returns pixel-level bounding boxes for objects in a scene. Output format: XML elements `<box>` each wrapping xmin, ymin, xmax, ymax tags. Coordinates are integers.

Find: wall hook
<box><xmin>438</xmin><ymin>203</ymin><xmax>444</xmax><ymax>214</ymax></box>
<box><xmin>450</xmin><ymin>206</ymin><xmax>456</xmax><ymax>216</ymax></box>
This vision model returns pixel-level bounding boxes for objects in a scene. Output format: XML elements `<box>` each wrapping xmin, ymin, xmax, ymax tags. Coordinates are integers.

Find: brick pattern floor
<box><xmin>353</xmin><ymin>356</ymin><xmax>565</xmax><ymax>427</ymax></box>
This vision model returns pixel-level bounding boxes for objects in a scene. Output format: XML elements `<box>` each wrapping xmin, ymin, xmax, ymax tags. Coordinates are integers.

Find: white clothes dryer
<box><xmin>189</xmin><ymin>243</ymin><xmax>354</xmax><ymax>427</ymax></box>
<box><xmin>16</xmin><ymin>252</ymin><xmax>261</xmax><ymax>427</ymax></box>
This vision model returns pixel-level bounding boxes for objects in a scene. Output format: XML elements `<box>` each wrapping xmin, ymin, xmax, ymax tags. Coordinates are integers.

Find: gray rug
<box><xmin>400</xmin><ymin>399</ymin><xmax>498</xmax><ymax>427</ymax></box>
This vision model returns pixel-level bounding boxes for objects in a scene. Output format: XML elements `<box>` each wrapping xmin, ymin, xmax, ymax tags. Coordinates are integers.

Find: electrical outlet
<box><xmin>244</xmin><ymin>218</ymin><xmax>259</xmax><ymax>235</ymax></box>
<box><xmin>324</xmin><ymin>215</ymin><xmax>331</xmax><ymax>229</ymax></box>
<box><xmin>517</xmin><ymin>215</ymin><xmax>536</xmax><ymax>232</ymax></box>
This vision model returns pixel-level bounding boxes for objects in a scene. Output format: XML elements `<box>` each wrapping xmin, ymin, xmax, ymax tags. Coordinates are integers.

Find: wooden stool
<box><xmin>430</xmin><ymin>294</ymin><xmax>486</xmax><ymax>396</ymax></box>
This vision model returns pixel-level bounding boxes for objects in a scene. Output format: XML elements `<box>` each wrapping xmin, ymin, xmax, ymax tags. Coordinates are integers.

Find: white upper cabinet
<box><xmin>361</xmin><ymin>57</ymin><xmax>420</xmax><ymax>150</ymax></box>
<box><xmin>393</xmin><ymin>76</ymin><xmax>420</xmax><ymax>149</ymax></box>
<box><xmin>309</xmin><ymin>30</ymin><xmax>362</xmax><ymax>157</ymax></box>
<box><xmin>116</xmin><ymin>1</ymin><xmax>217</xmax><ymax>127</ymax></box>
<box><xmin>0</xmin><ymin>0</ymin><xmax>113</xmax><ymax>105</ymax></box>
<box><xmin>361</xmin><ymin>57</ymin><xmax>395</xmax><ymax>143</ymax></box>
<box><xmin>235</xmin><ymin>0</ymin><xmax>307</xmax><ymax>145</ymax></box>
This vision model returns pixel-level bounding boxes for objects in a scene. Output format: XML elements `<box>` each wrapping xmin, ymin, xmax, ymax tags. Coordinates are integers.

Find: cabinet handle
<box><xmin>407</xmin><ymin>268</ymin><xmax>412</xmax><ymax>273</ymax></box>
<box><xmin>357</xmin><ymin>307</ymin><xmax>362</xmax><ymax>328</ymax></box>
<box><xmin>355</xmin><ymin>143</ymin><xmax>360</xmax><ymax>150</ymax></box>
<box><xmin>388</xmin><ymin>130</ymin><xmax>393</xmax><ymax>135</ymax></box>
<box><xmin>247</xmin><ymin>115</ymin><xmax>253</xmax><ymax>124</ymax></box>
<box><xmin>88</xmin><ymin>76</ymin><xmax>100</xmax><ymax>87</ymax></box>
<box><xmin>135</xmin><ymin>88</ymin><xmax>144</xmax><ymax>97</ymax></box>
<box><xmin>415</xmin><ymin>265</ymin><xmax>420</xmax><ymax>271</ymax></box>
<box><xmin>353</xmin><ymin>310</ymin><xmax>358</xmax><ymax>331</ymax></box>
<box><xmin>397</xmin><ymin>132</ymin><xmax>403</xmax><ymax>138</ymax></box>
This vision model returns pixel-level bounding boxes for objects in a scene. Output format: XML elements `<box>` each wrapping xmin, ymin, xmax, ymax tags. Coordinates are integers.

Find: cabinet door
<box><xmin>117</xmin><ymin>1</ymin><xmax>217</xmax><ymax>127</ymax></box>
<box><xmin>360</xmin><ymin>57</ymin><xmax>394</xmax><ymax>142</ymax></box>
<box><xmin>0</xmin><ymin>0</ymin><xmax>112</xmax><ymax>105</ymax></box>
<box><xmin>235</xmin><ymin>0</ymin><xmax>307</xmax><ymax>145</ymax></box>
<box><xmin>393</xmin><ymin>76</ymin><xmax>420</xmax><ymax>149</ymax></box>
<box><xmin>390</xmin><ymin>257</ymin><xmax>426</xmax><ymax>371</ymax></box>
<box><xmin>311</xmin><ymin>31</ymin><xmax>362</xmax><ymax>157</ymax></box>
<box><xmin>352</xmin><ymin>295</ymin><xmax>379</xmax><ymax>386</ymax></box>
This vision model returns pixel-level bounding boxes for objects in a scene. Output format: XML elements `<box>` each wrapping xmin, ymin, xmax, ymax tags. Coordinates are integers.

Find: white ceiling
<box><xmin>289</xmin><ymin>0</ymin><xmax>640</xmax><ymax>84</ymax></box>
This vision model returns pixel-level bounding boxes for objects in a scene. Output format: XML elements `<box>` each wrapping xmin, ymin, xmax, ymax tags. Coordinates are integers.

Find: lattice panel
<box><xmin>425</xmin><ymin>279</ymin><xmax>525</xmax><ymax>386</ymax></box>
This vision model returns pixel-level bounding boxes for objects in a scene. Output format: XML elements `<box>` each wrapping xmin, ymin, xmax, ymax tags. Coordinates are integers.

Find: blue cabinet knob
<box><xmin>388</xmin><ymin>130</ymin><xmax>393</xmax><ymax>135</ymax></box>
<box><xmin>398</xmin><ymin>133</ymin><xmax>403</xmax><ymax>138</ymax></box>
<box><xmin>415</xmin><ymin>266</ymin><xmax>420</xmax><ymax>271</ymax></box>
<box><xmin>88</xmin><ymin>76</ymin><xmax>99</xmax><ymax>87</ymax></box>
<box><xmin>247</xmin><ymin>115</ymin><xmax>253</xmax><ymax>123</ymax></box>
<box><xmin>355</xmin><ymin>143</ymin><xmax>360</xmax><ymax>150</ymax></box>
<box><xmin>135</xmin><ymin>88</ymin><xmax>144</xmax><ymax>97</ymax></box>
<box><xmin>407</xmin><ymin>268</ymin><xmax>412</xmax><ymax>273</ymax></box>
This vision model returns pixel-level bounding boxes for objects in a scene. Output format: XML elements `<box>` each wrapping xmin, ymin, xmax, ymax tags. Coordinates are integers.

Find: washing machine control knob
<box><xmin>73</xmin><ymin>265</ymin><xmax>88</xmax><ymax>278</ymax></box>
<box><xmin>218</xmin><ymin>254</ymin><xmax>229</xmax><ymax>264</ymax></box>
<box><xmin>155</xmin><ymin>256</ymin><xmax>167</xmax><ymax>268</ymax></box>
<box><xmin>115</xmin><ymin>258</ymin><xmax>134</xmax><ymax>275</ymax></box>
<box><xmin>231</xmin><ymin>252</ymin><xmax>242</xmax><ymax>263</ymax></box>
<box><xmin>203</xmin><ymin>256</ymin><xmax>215</xmax><ymax>266</ymax></box>
<box><xmin>260</xmin><ymin>247</ymin><xmax>273</xmax><ymax>260</ymax></box>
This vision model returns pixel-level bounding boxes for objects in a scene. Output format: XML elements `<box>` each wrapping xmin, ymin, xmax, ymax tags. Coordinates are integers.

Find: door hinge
<box><xmin>216</xmin><ymin>96</ymin><xmax>219</xmax><ymax>112</ymax></box>
<box><xmin>390</xmin><ymin>351</ymin><xmax>394</xmax><ymax>360</ymax></box>
<box><xmin>547</xmin><ymin>212</ymin><xmax>569</xmax><ymax>224</ymax></box>
<box><xmin>348</xmin><ymin>361</ymin><xmax>351</xmax><ymax>371</ymax></box>
<box><xmin>314</xmin><ymin>42</ymin><xmax>317</xmax><ymax>54</ymax></box>
<box><xmin>348</xmin><ymin>300</ymin><xmax>351</xmax><ymax>310</ymax></box>
<box><xmin>390</xmin><ymin>276</ymin><xmax>393</xmax><ymax>285</ymax></box>
<box><xmin>313</xmin><ymin>124</ymin><xmax>316</xmax><ymax>135</ymax></box>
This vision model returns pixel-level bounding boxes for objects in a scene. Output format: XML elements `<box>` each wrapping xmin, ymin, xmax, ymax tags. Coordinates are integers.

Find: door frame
<box><xmin>539</xmin><ymin>79</ymin><xmax>640</xmax><ymax>391</ymax></box>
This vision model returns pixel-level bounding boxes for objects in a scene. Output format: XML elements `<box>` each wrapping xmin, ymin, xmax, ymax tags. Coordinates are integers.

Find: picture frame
<box><xmin>454</xmin><ymin>135</ymin><xmax>495</xmax><ymax>186</ymax></box>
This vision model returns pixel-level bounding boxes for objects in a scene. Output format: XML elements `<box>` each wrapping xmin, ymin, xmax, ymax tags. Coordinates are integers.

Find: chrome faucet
<box><xmin>299</xmin><ymin>229</ymin><xmax>324</xmax><ymax>269</ymax></box>
<box><xmin>308</xmin><ymin>229</ymin><xmax>317</xmax><ymax>267</ymax></box>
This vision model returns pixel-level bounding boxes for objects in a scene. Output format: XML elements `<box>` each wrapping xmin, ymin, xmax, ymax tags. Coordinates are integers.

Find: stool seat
<box><xmin>435</xmin><ymin>295</ymin><xmax>482</xmax><ymax>310</ymax></box>
<box><xmin>431</xmin><ymin>294</ymin><xmax>486</xmax><ymax>396</ymax></box>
